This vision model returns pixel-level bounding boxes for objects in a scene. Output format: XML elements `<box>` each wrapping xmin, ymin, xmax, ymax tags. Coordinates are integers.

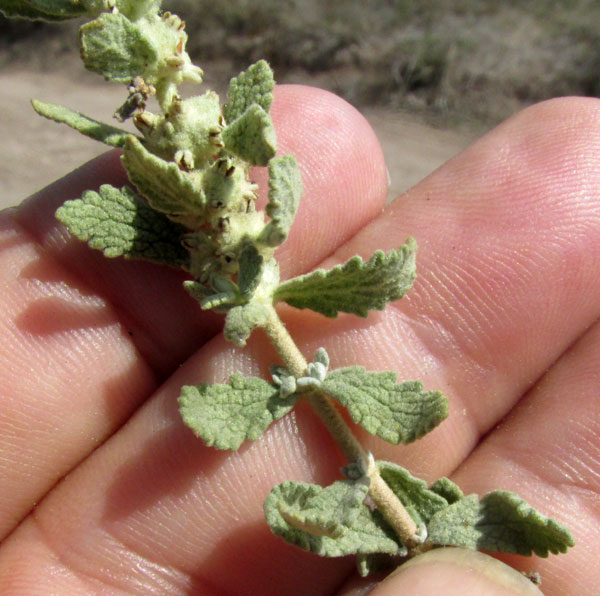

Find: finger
<box><xmin>0</xmin><ymin>85</ymin><xmax>388</xmax><ymax>541</ymax></box>
<box><xmin>364</xmin><ymin>549</ymin><xmax>543</xmax><ymax>596</ymax></box>
<box><xmin>444</xmin><ymin>317</ymin><xmax>600</xmax><ymax>596</ymax></box>
<box><xmin>290</xmin><ymin>96</ymin><xmax>600</xmax><ymax>480</ymax></box>
<box><xmin>2</xmin><ymin>98</ymin><xmax>597</xmax><ymax>594</ymax></box>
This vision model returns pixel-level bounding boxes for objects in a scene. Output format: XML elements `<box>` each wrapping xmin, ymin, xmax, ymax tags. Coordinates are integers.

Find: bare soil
<box><xmin>0</xmin><ymin>63</ymin><xmax>479</xmax><ymax>210</ymax></box>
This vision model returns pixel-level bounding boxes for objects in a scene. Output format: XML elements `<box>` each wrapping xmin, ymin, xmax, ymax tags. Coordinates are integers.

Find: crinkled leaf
<box><xmin>179</xmin><ymin>375</ymin><xmax>297</xmax><ymax>450</ymax></box>
<box><xmin>223</xmin><ymin>59</ymin><xmax>275</xmax><ymax>123</ymax></box>
<box><xmin>0</xmin><ymin>0</ymin><xmax>86</xmax><ymax>20</ymax></box>
<box><xmin>237</xmin><ymin>242</ymin><xmax>263</xmax><ymax>298</ymax></box>
<box><xmin>277</xmin><ymin>479</ymin><xmax>369</xmax><ymax>539</ymax></box>
<box><xmin>222</xmin><ymin>104</ymin><xmax>276</xmax><ymax>166</ymax></box>
<box><xmin>80</xmin><ymin>12</ymin><xmax>157</xmax><ymax>82</ymax></box>
<box><xmin>56</xmin><ymin>184</ymin><xmax>189</xmax><ymax>268</ymax></box>
<box><xmin>224</xmin><ymin>301</ymin><xmax>271</xmax><ymax>347</ymax></box>
<box><xmin>274</xmin><ymin>238</ymin><xmax>417</xmax><ymax>317</ymax></box>
<box><xmin>377</xmin><ymin>461</ymin><xmax>449</xmax><ymax>525</ymax></box>
<box><xmin>122</xmin><ymin>136</ymin><xmax>205</xmax><ymax>224</ymax></box>
<box><xmin>427</xmin><ymin>491</ymin><xmax>575</xmax><ymax>556</ymax></box>
<box><xmin>322</xmin><ymin>367</ymin><xmax>448</xmax><ymax>444</ymax></box>
<box><xmin>32</xmin><ymin>99</ymin><xmax>136</xmax><ymax>147</ymax></box>
<box><xmin>258</xmin><ymin>155</ymin><xmax>303</xmax><ymax>247</ymax></box>
<box><xmin>265</xmin><ymin>480</ymin><xmax>401</xmax><ymax>557</ymax></box>
<box><xmin>429</xmin><ymin>477</ymin><xmax>464</xmax><ymax>505</ymax></box>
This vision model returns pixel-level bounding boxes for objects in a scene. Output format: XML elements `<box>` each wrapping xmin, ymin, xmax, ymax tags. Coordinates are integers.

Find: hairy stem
<box><xmin>262</xmin><ymin>305</ymin><xmax>419</xmax><ymax>546</ymax></box>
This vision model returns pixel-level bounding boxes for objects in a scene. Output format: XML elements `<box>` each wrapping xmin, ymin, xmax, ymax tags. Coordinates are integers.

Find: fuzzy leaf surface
<box><xmin>274</xmin><ymin>238</ymin><xmax>417</xmax><ymax>317</ymax></box>
<box><xmin>80</xmin><ymin>12</ymin><xmax>157</xmax><ymax>82</ymax></box>
<box><xmin>122</xmin><ymin>136</ymin><xmax>205</xmax><ymax>222</ymax></box>
<box><xmin>265</xmin><ymin>480</ymin><xmax>401</xmax><ymax>557</ymax></box>
<box><xmin>56</xmin><ymin>184</ymin><xmax>189</xmax><ymax>268</ymax></box>
<box><xmin>224</xmin><ymin>302</ymin><xmax>271</xmax><ymax>347</ymax></box>
<box><xmin>179</xmin><ymin>375</ymin><xmax>297</xmax><ymax>450</ymax></box>
<box><xmin>222</xmin><ymin>104</ymin><xmax>276</xmax><ymax>166</ymax></box>
<box><xmin>429</xmin><ymin>477</ymin><xmax>464</xmax><ymax>505</ymax></box>
<box><xmin>0</xmin><ymin>0</ymin><xmax>86</xmax><ymax>20</ymax></box>
<box><xmin>377</xmin><ymin>461</ymin><xmax>449</xmax><ymax>525</ymax></box>
<box><xmin>258</xmin><ymin>155</ymin><xmax>303</xmax><ymax>247</ymax></box>
<box><xmin>427</xmin><ymin>491</ymin><xmax>575</xmax><ymax>556</ymax></box>
<box><xmin>223</xmin><ymin>59</ymin><xmax>275</xmax><ymax>123</ymax></box>
<box><xmin>277</xmin><ymin>479</ymin><xmax>370</xmax><ymax>539</ymax></box>
<box><xmin>322</xmin><ymin>367</ymin><xmax>448</xmax><ymax>444</ymax></box>
<box><xmin>32</xmin><ymin>99</ymin><xmax>135</xmax><ymax>147</ymax></box>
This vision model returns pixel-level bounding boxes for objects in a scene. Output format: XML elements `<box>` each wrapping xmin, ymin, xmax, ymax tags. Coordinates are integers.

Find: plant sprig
<box><xmin>1</xmin><ymin>0</ymin><xmax>574</xmax><ymax>580</ymax></box>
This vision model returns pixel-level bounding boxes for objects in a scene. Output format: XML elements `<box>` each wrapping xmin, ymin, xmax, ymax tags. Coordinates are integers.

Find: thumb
<box><xmin>371</xmin><ymin>549</ymin><xmax>543</xmax><ymax>596</ymax></box>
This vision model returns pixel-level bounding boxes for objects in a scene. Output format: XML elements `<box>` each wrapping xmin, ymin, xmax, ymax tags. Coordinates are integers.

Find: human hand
<box><xmin>0</xmin><ymin>87</ymin><xmax>598</xmax><ymax>595</ymax></box>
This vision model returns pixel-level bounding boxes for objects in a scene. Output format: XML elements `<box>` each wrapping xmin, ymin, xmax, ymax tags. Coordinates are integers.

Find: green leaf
<box><xmin>223</xmin><ymin>59</ymin><xmax>275</xmax><ymax>123</ymax></box>
<box><xmin>277</xmin><ymin>479</ymin><xmax>370</xmax><ymax>539</ymax></box>
<box><xmin>222</xmin><ymin>104</ymin><xmax>277</xmax><ymax>167</ymax></box>
<box><xmin>31</xmin><ymin>99</ymin><xmax>136</xmax><ymax>147</ymax></box>
<box><xmin>265</xmin><ymin>480</ymin><xmax>401</xmax><ymax>557</ymax></box>
<box><xmin>0</xmin><ymin>0</ymin><xmax>86</xmax><ymax>21</ymax></box>
<box><xmin>427</xmin><ymin>491</ymin><xmax>575</xmax><ymax>557</ymax></box>
<box><xmin>274</xmin><ymin>238</ymin><xmax>417</xmax><ymax>317</ymax></box>
<box><xmin>179</xmin><ymin>374</ymin><xmax>297</xmax><ymax>450</ymax></box>
<box><xmin>110</xmin><ymin>0</ymin><xmax>163</xmax><ymax>21</ymax></box>
<box><xmin>121</xmin><ymin>136</ymin><xmax>205</xmax><ymax>225</ymax></box>
<box><xmin>237</xmin><ymin>242</ymin><xmax>264</xmax><ymax>298</ymax></box>
<box><xmin>322</xmin><ymin>367</ymin><xmax>448</xmax><ymax>444</ymax></box>
<box><xmin>56</xmin><ymin>184</ymin><xmax>189</xmax><ymax>268</ymax></box>
<box><xmin>258</xmin><ymin>155</ymin><xmax>303</xmax><ymax>247</ymax></box>
<box><xmin>429</xmin><ymin>477</ymin><xmax>464</xmax><ymax>505</ymax></box>
<box><xmin>224</xmin><ymin>301</ymin><xmax>271</xmax><ymax>347</ymax></box>
<box><xmin>377</xmin><ymin>461</ymin><xmax>449</xmax><ymax>525</ymax></box>
<box><xmin>80</xmin><ymin>12</ymin><xmax>158</xmax><ymax>82</ymax></box>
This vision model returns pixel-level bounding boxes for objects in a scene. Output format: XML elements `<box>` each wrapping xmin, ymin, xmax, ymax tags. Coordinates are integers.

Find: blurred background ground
<box><xmin>1</xmin><ymin>0</ymin><xmax>599</xmax><ymax>208</ymax></box>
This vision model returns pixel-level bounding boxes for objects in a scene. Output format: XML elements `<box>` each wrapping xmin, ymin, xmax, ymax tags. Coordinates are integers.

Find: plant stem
<box><xmin>262</xmin><ymin>305</ymin><xmax>419</xmax><ymax>546</ymax></box>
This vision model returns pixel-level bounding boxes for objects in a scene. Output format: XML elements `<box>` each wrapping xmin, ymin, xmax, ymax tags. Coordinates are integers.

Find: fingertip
<box><xmin>370</xmin><ymin>549</ymin><xmax>544</xmax><ymax>596</ymax></box>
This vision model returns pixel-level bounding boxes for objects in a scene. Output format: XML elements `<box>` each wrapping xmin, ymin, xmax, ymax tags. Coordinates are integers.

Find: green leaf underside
<box><xmin>427</xmin><ymin>491</ymin><xmax>575</xmax><ymax>557</ymax></box>
<box><xmin>259</xmin><ymin>155</ymin><xmax>303</xmax><ymax>247</ymax></box>
<box><xmin>322</xmin><ymin>367</ymin><xmax>448</xmax><ymax>444</ymax></box>
<box><xmin>223</xmin><ymin>59</ymin><xmax>275</xmax><ymax>123</ymax></box>
<box><xmin>222</xmin><ymin>104</ymin><xmax>277</xmax><ymax>167</ymax></box>
<box><xmin>56</xmin><ymin>184</ymin><xmax>189</xmax><ymax>267</ymax></box>
<box><xmin>179</xmin><ymin>375</ymin><xmax>297</xmax><ymax>450</ymax></box>
<box><xmin>274</xmin><ymin>238</ymin><xmax>417</xmax><ymax>317</ymax></box>
<box><xmin>265</xmin><ymin>481</ymin><xmax>401</xmax><ymax>557</ymax></box>
<box><xmin>80</xmin><ymin>12</ymin><xmax>157</xmax><ymax>82</ymax></box>
<box><xmin>377</xmin><ymin>461</ymin><xmax>448</xmax><ymax>525</ymax></box>
<box><xmin>429</xmin><ymin>477</ymin><xmax>464</xmax><ymax>505</ymax></box>
<box><xmin>224</xmin><ymin>301</ymin><xmax>271</xmax><ymax>347</ymax></box>
<box><xmin>0</xmin><ymin>0</ymin><xmax>86</xmax><ymax>20</ymax></box>
<box><xmin>31</xmin><ymin>99</ymin><xmax>135</xmax><ymax>147</ymax></box>
<box><xmin>122</xmin><ymin>136</ymin><xmax>205</xmax><ymax>219</ymax></box>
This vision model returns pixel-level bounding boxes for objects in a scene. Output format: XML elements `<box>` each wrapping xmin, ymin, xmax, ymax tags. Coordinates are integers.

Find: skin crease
<box><xmin>0</xmin><ymin>86</ymin><xmax>597</xmax><ymax>595</ymax></box>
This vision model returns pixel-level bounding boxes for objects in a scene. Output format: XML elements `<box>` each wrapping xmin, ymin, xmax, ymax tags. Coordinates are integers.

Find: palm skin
<box><xmin>0</xmin><ymin>86</ymin><xmax>598</xmax><ymax>596</ymax></box>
